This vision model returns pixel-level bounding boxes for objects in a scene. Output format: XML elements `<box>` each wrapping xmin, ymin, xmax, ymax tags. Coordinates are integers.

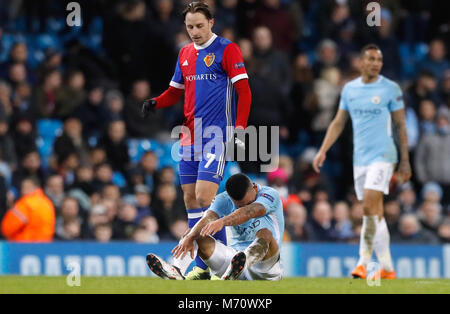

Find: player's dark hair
<box><xmin>182</xmin><ymin>1</ymin><xmax>213</xmax><ymax>20</ymax></box>
<box><xmin>226</xmin><ymin>173</ymin><xmax>252</xmax><ymax>201</ymax></box>
<box><xmin>360</xmin><ymin>43</ymin><xmax>381</xmax><ymax>56</ymax></box>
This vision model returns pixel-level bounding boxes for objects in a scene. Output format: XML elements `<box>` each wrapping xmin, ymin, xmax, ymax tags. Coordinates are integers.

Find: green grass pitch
<box><xmin>1</xmin><ymin>276</ymin><xmax>450</xmax><ymax>294</ymax></box>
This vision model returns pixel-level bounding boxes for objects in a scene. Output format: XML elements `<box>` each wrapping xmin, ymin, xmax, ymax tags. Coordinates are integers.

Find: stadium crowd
<box><xmin>0</xmin><ymin>0</ymin><xmax>449</xmax><ymax>244</ymax></box>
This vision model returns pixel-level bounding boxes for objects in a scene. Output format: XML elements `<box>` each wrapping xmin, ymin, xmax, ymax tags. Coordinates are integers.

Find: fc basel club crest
<box><xmin>204</xmin><ymin>53</ymin><xmax>215</xmax><ymax>67</ymax></box>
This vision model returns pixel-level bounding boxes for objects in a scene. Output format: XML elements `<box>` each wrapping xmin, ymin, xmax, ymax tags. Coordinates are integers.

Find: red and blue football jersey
<box><xmin>170</xmin><ymin>34</ymin><xmax>248</xmax><ymax>146</ymax></box>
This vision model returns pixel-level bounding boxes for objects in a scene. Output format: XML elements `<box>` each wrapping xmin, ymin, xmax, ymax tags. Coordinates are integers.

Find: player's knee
<box><xmin>195</xmin><ymin>235</ymin><xmax>215</xmax><ymax>259</ymax></box>
<box><xmin>256</xmin><ymin>228</ymin><xmax>274</xmax><ymax>244</ymax></box>
<box><xmin>183</xmin><ymin>192</ymin><xmax>198</xmax><ymax>209</ymax></box>
<box><xmin>195</xmin><ymin>192</ymin><xmax>214</xmax><ymax>208</ymax></box>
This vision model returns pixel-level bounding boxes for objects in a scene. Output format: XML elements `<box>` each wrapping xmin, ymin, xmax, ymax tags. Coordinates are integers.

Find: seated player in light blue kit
<box><xmin>146</xmin><ymin>173</ymin><xmax>285</xmax><ymax>280</ymax></box>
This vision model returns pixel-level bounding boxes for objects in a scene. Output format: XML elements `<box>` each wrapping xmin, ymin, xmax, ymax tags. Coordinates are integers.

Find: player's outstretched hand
<box><xmin>141</xmin><ymin>98</ymin><xmax>156</xmax><ymax>118</ymax></box>
<box><xmin>200</xmin><ymin>219</ymin><xmax>225</xmax><ymax>237</ymax></box>
<box><xmin>312</xmin><ymin>150</ymin><xmax>326</xmax><ymax>173</ymax></box>
<box><xmin>172</xmin><ymin>235</ymin><xmax>195</xmax><ymax>259</ymax></box>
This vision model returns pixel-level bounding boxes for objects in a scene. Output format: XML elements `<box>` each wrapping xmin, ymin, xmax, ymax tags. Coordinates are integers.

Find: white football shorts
<box><xmin>203</xmin><ymin>239</ymin><xmax>282</xmax><ymax>281</ymax></box>
<box><xmin>353</xmin><ymin>162</ymin><xmax>394</xmax><ymax>201</ymax></box>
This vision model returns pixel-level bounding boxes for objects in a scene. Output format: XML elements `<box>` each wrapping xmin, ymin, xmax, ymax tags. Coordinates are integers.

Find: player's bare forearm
<box><xmin>319</xmin><ymin>109</ymin><xmax>348</xmax><ymax>153</ymax></box>
<box><xmin>187</xmin><ymin>210</ymin><xmax>219</xmax><ymax>239</ymax></box>
<box><xmin>392</xmin><ymin>109</ymin><xmax>409</xmax><ymax>162</ymax></box>
<box><xmin>392</xmin><ymin>109</ymin><xmax>412</xmax><ymax>181</ymax></box>
<box><xmin>220</xmin><ymin>203</ymin><xmax>266</xmax><ymax>227</ymax></box>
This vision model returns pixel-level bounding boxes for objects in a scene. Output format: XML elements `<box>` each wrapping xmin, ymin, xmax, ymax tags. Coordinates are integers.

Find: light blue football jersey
<box><xmin>208</xmin><ymin>184</ymin><xmax>285</xmax><ymax>252</ymax></box>
<box><xmin>339</xmin><ymin>75</ymin><xmax>404</xmax><ymax>166</ymax></box>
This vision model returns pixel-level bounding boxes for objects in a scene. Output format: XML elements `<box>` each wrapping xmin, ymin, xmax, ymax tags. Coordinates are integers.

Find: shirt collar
<box><xmin>194</xmin><ymin>33</ymin><xmax>217</xmax><ymax>50</ymax></box>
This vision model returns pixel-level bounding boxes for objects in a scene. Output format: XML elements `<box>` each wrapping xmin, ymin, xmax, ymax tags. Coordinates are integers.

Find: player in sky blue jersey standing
<box><xmin>147</xmin><ymin>173</ymin><xmax>284</xmax><ymax>281</ymax></box>
<box><xmin>313</xmin><ymin>44</ymin><xmax>412</xmax><ymax>280</ymax></box>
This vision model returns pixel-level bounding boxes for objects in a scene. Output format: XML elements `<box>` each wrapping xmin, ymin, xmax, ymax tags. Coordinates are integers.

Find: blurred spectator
<box><xmin>102</xmin><ymin>0</ymin><xmax>164</xmax><ymax>92</ymax></box>
<box><xmin>98</xmin><ymin>119</ymin><xmax>130</xmax><ymax>175</ymax></box>
<box><xmin>87</xmin><ymin>203</ymin><xmax>109</xmax><ymax>237</ymax></box>
<box><xmin>55</xmin><ymin>217</ymin><xmax>82</xmax><ymax>241</ymax></box>
<box><xmin>250</xmin><ymin>0</ymin><xmax>296</xmax><ymax>53</ymax></box>
<box><xmin>157</xmin><ymin>166</ymin><xmax>177</xmax><ymax>185</ymax></box>
<box><xmin>289</xmin><ymin>53</ymin><xmax>315</xmax><ymax>138</ymax></box>
<box><xmin>44</xmin><ymin>174</ymin><xmax>65</xmax><ymax>211</ymax></box>
<box><xmin>392</xmin><ymin>214</ymin><xmax>440</xmax><ymax>244</ymax></box>
<box><xmin>102</xmin><ymin>183</ymin><xmax>121</xmax><ymax>204</ymax></box>
<box><xmin>132</xmin><ymin>224</ymin><xmax>158</xmax><ymax>243</ymax></box>
<box><xmin>284</xmin><ymin>202</ymin><xmax>309</xmax><ymax>242</ymax></box>
<box><xmin>56</xmin><ymin>70</ymin><xmax>87</xmax><ymax>119</ymax></box>
<box><xmin>405</xmin><ymin>70</ymin><xmax>440</xmax><ymax>114</ymax></box>
<box><xmin>384</xmin><ymin>198</ymin><xmax>401</xmax><ymax>239</ymax></box>
<box><xmin>1</xmin><ymin>177</ymin><xmax>55</xmax><ymax>242</ymax></box>
<box><xmin>124</xmin><ymin>79</ymin><xmax>165</xmax><ymax>138</ymax></box>
<box><xmin>0</xmin><ymin>175</ymin><xmax>7</xmax><ymax>222</ymax></box>
<box><xmin>350</xmin><ymin>202</ymin><xmax>364</xmax><ymax>228</ymax></box>
<box><xmin>70</xmin><ymin>164</ymin><xmax>95</xmax><ymax>196</ymax></box>
<box><xmin>152</xmin><ymin>183</ymin><xmax>186</xmax><ymax>239</ymax></box>
<box><xmin>53</xmin><ymin>117</ymin><xmax>89</xmax><ymax>166</ymax></box>
<box><xmin>397</xmin><ymin>182</ymin><xmax>418</xmax><ymax>213</ymax></box>
<box><xmin>169</xmin><ymin>218</ymin><xmax>189</xmax><ymax>241</ymax></box>
<box><xmin>63</xmin><ymin>38</ymin><xmax>114</xmax><ymax>87</ymax></box>
<box><xmin>418</xmin><ymin>201</ymin><xmax>442</xmax><ymax>235</ymax></box>
<box><xmin>437</xmin><ymin>218</ymin><xmax>450</xmax><ymax>243</ymax></box>
<box><xmin>322</xmin><ymin>2</ymin><xmax>353</xmax><ymax>42</ymax></box>
<box><xmin>36</xmin><ymin>48</ymin><xmax>63</xmax><ymax>83</ymax></box>
<box><xmin>0</xmin><ymin>113</ymin><xmax>17</xmax><ymax>169</ymax></box>
<box><xmin>89</xmin><ymin>146</ymin><xmax>107</xmax><ymax>167</ymax></box>
<box><xmin>134</xmin><ymin>184</ymin><xmax>152</xmax><ymax>220</ymax></box>
<box><xmin>54</xmin><ymin>196</ymin><xmax>87</xmax><ymax>240</ymax></box>
<box><xmin>421</xmin><ymin>181</ymin><xmax>443</xmax><ymax>205</ymax></box>
<box><xmin>54</xmin><ymin>152</ymin><xmax>79</xmax><ymax>187</ymax></box>
<box><xmin>94</xmin><ymin>222</ymin><xmax>113</xmax><ymax>242</ymax></box>
<box><xmin>291</xmin><ymin>148</ymin><xmax>334</xmax><ymax>203</ymax></box>
<box><xmin>73</xmin><ymin>83</ymin><xmax>107</xmax><ymax>140</ymax></box>
<box><xmin>131</xmin><ymin>151</ymin><xmax>159</xmax><ymax>193</ymax></box>
<box><xmin>11</xmin><ymin>150</ymin><xmax>47</xmax><ymax>192</ymax></box>
<box><xmin>11</xmin><ymin>114</ymin><xmax>37</xmax><ymax>158</ymax></box>
<box><xmin>7</xmin><ymin>62</ymin><xmax>29</xmax><ymax>89</ymax></box>
<box><xmin>441</xmin><ymin>70</ymin><xmax>450</xmax><ymax>108</ymax></box>
<box><xmin>150</xmin><ymin>0</ymin><xmax>180</xmax><ymax>87</ymax></box>
<box><xmin>415</xmin><ymin>108</ymin><xmax>450</xmax><ymax>199</ymax></box>
<box><xmin>0</xmin><ymin>42</ymin><xmax>34</xmax><ymax>83</ymax></box>
<box><xmin>30</xmin><ymin>68</ymin><xmax>63</xmax><ymax>118</ymax></box>
<box><xmin>333</xmin><ymin>201</ymin><xmax>354</xmax><ymax>241</ymax></box>
<box><xmin>418</xmin><ymin>99</ymin><xmax>437</xmax><ymax>135</ymax></box>
<box><xmin>92</xmin><ymin>162</ymin><xmax>114</xmax><ymax>193</ymax></box>
<box><xmin>267</xmin><ymin>168</ymin><xmax>289</xmax><ymax>203</ymax></box>
<box><xmin>312</xmin><ymin>39</ymin><xmax>342</xmax><ymax>78</ymax></box>
<box><xmin>135</xmin><ymin>215</ymin><xmax>160</xmax><ymax>243</ymax></box>
<box><xmin>307</xmin><ymin>200</ymin><xmax>338</xmax><ymax>242</ymax></box>
<box><xmin>0</xmin><ymin>81</ymin><xmax>13</xmax><ymax>118</ymax></box>
<box><xmin>113</xmin><ymin>201</ymin><xmax>139</xmax><ymax>240</ymax></box>
<box><xmin>368</xmin><ymin>8</ymin><xmax>402</xmax><ymax>80</ymax></box>
<box><xmin>11</xmin><ymin>81</ymin><xmax>32</xmax><ymax>115</ymax></box>
<box><xmin>306</xmin><ymin>67</ymin><xmax>341</xmax><ymax>139</ymax></box>
<box><xmin>246</xmin><ymin>26</ymin><xmax>292</xmax><ymax>147</ymax></box>
<box><xmin>104</xmin><ymin>89</ymin><xmax>124</xmax><ymax>122</ymax></box>
<box><xmin>417</xmin><ymin>39</ymin><xmax>450</xmax><ymax>82</ymax></box>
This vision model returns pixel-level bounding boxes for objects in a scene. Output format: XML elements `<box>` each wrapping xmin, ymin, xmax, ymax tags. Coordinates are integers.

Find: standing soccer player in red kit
<box><xmin>141</xmin><ymin>1</ymin><xmax>251</xmax><ymax>279</ymax></box>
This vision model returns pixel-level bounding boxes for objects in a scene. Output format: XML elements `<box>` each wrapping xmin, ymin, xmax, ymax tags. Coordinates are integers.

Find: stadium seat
<box><xmin>37</xmin><ymin>119</ymin><xmax>63</xmax><ymax>139</ymax></box>
<box><xmin>34</xmin><ymin>33</ymin><xmax>62</xmax><ymax>51</ymax></box>
<box><xmin>46</xmin><ymin>17</ymin><xmax>66</xmax><ymax>34</ymax></box>
<box><xmin>112</xmin><ymin>172</ymin><xmax>127</xmax><ymax>188</ymax></box>
<box><xmin>35</xmin><ymin>136</ymin><xmax>54</xmax><ymax>169</ymax></box>
<box><xmin>127</xmin><ymin>139</ymin><xmax>163</xmax><ymax>163</ymax></box>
